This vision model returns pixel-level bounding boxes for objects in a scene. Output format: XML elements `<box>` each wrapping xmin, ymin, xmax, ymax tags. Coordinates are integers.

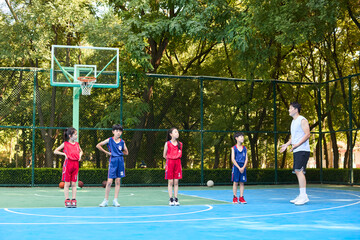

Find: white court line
<box><xmin>2</xmin><ymin>188</ymin><xmax>360</xmax><ymax>225</ymax></box>
<box><xmin>3</xmin><ymin>205</ymin><xmax>213</xmax><ymax>219</ymax></box>
<box><xmin>162</xmin><ymin>190</ymin><xmax>232</xmax><ymax>203</ymax></box>
<box><xmin>1</xmin><ymin>200</ymin><xmax>360</xmax><ymax>225</ymax></box>
<box><xmin>34</xmin><ymin>193</ymin><xmax>135</xmax><ymax>198</ymax></box>
<box><xmin>2</xmin><ymin>199</ymin><xmax>360</xmax><ymax>225</ymax></box>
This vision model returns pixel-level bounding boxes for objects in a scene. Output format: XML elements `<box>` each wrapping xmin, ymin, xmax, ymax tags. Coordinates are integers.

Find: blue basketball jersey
<box><xmin>107</xmin><ymin>137</ymin><xmax>125</xmax><ymax>157</ymax></box>
<box><xmin>233</xmin><ymin>145</ymin><xmax>247</xmax><ymax>163</ymax></box>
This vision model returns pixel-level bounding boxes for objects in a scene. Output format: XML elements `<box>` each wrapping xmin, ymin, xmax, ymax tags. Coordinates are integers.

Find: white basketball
<box><xmin>207</xmin><ymin>180</ymin><xmax>214</xmax><ymax>187</ymax></box>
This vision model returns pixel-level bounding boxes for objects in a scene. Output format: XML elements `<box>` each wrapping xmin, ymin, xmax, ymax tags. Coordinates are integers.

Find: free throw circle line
<box><xmin>1</xmin><ymin>200</ymin><xmax>359</xmax><ymax>225</ymax></box>
<box><xmin>3</xmin><ymin>204</ymin><xmax>213</xmax><ymax>219</ymax></box>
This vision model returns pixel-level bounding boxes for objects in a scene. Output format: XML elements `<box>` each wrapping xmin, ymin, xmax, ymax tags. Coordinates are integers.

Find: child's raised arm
<box><xmin>54</xmin><ymin>143</ymin><xmax>66</xmax><ymax>158</ymax></box>
<box><xmin>96</xmin><ymin>139</ymin><xmax>110</xmax><ymax>156</ymax></box>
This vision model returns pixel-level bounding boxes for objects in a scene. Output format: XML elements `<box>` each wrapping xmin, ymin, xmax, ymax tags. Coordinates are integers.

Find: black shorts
<box><xmin>292</xmin><ymin>151</ymin><xmax>310</xmax><ymax>174</ymax></box>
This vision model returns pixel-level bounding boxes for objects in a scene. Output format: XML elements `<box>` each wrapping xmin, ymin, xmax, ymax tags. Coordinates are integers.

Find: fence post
<box><xmin>317</xmin><ymin>86</ymin><xmax>323</xmax><ymax>184</ymax></box>
<box><xmin>200</xmin><ymin>77</ymin><xmax>204</xmax><ymax>186</ymax></box>
<box><xmin>120</xmin><ymin>73</ymin><xmax>123</xmax><ymax>125</ymax></box>
<box><xmin>348</xmin><ymin>76</ymin><xmax>353</xmax><ymax>185</ymax></box>
<box><xmin>31</xmin><ymin>70</ymin><xmax>37</xmax><ymax>187</ymax></box>
<box><xmin>273</xmin><ymin>81</ymin><xmax>278</xmax><ymax>184</ymax></box>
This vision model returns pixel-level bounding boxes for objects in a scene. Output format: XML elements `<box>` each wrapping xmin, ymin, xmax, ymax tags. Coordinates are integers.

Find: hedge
<box><xmin>0</xmin><ymin>168</ymin><xmax>359</xmax><ymax>186</ymax></box>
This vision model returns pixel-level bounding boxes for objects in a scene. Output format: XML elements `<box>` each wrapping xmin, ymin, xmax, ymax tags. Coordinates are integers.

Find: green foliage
<box><xmin>0</xmin><ymin>0</ymin><xmax>360</xmax><ymax>172</ymax></box>
<box><xmin>0</xmin><ymin>168</ymin><xmax>358</xmax><ymax>186</ymax></box>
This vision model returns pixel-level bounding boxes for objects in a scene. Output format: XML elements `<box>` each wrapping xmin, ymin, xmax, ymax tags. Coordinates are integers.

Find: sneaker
<box><xmin>71</xmin><ymin>199</ymin><xmax>77</xmax><ymax>208</ymax></box>
<box><xmin>233</xmin><ymin>196</ymin><xmax>238</xmax><ymax>204</ymax></box>
<box><xmin>174</xmin><ymin>198</ymin><xmax>180</xmax><ymax>206</ymax></box>
<box><xmin>99</xmin><ymin>199</ymin><xmax>108</xmax><ymax>207</ymax></box>
<box><xmin>239</xmin><ymin>196</ymin><xmax>247</xmax><ymax>204</ymax></box>
<box><xmin>169</xmin><ymin>197</ymin><xmax>175</xmax><ymax>206</ymax></box>
<box><xmin>65</xmin><ymin>199</ymin><xmax>71</xmax><ymax>208</ymax></box>
<box><xmin>113</xmin><ymin>199</ymin><xmax>120</xmax><ymax>207</ymax></box>
<box><xmin>294</xmin><ymin>195</ymin><xmax>309</xmax><ymax>205</ymax></box>
<box><xmin>290</xmin><ymin>195</ymin><xmax>300</xmax><ymax>204</ymax></box>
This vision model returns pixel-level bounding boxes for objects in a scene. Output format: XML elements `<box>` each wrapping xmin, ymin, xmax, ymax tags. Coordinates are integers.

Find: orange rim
<box><xmin>78</xmin><ymin>76</ymin><xmax>96</xmax><ymax>82</ymax></box>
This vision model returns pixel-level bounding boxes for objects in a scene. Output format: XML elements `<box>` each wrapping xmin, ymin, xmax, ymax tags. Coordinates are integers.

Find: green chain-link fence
<box><xmin>0</xmin><ymin>68</ymin><xmax>360</xmax><ymax>186</ymax></box>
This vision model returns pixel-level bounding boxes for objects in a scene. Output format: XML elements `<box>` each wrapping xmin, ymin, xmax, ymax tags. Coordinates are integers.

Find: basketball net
<box><xmin>78</xmin><ymin>77</ymin><xmax>96</xmax><ymax>95</ymax></box>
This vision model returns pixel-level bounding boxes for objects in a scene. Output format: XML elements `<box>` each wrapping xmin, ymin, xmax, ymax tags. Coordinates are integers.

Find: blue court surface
<box><xmin>1</xmin><ymin>187</ymin><xmax>360</xmax><ymax>239</ymax></box>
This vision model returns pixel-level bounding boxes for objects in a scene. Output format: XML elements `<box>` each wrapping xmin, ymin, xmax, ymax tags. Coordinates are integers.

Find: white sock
<box><xmin>300</xmin><ymin>188</ymin><xmax>306</xmax><ymax>196</ymax></box>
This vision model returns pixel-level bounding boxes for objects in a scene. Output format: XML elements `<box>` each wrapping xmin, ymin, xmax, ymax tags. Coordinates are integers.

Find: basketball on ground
<box><xmin>78</xmin><ymin>180</ymin><xmax>84</xmax><ymax>188</ymax></box>
<box><xmin>207</xmin><ymin>180</ymin><xmax>214</xmax><ymax>187</ymax></box>
<box><xmin>102</xmin><ymin>180</ymin><xmax>107</xmax><ymax>188</ymax></box>
<box><xmin>59</xmin><ymin>182</ymin><xmax>65</xmax><ymax>189</ymax></box>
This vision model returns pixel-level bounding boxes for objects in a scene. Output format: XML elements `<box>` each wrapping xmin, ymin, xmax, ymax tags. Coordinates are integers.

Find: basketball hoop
<box><xmin>78</xmin><ymin>76</ymin><xmax>96</xmax><ymax>95</ymax></box>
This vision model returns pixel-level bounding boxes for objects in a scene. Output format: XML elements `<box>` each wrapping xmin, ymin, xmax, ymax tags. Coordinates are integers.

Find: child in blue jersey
<box><xmin>231</xmin><ymin>132</ymin><xmax>248</xmax><ymax>204</ymax></box>
<box><xmin>97</xmin><ymin>124</ymin><xmax>128</xmax><ymax>207</ymax></box>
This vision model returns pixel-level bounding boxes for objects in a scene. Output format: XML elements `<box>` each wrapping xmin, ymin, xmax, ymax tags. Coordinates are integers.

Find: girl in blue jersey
<box><xmin>97</xmin><ymin>124</ymin><xmax>128</xmax><ymax>207</ymax></box>
<box><xmin>231</xmin><ymin>132</ymin><xmax>248</xmax><ymax>204</ymax></box>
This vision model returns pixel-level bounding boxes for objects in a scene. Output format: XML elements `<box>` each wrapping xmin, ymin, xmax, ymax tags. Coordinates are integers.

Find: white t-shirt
<box><xmin>290</xmin><ymin>115</ymin><xmax>310</xmax><ymax>152</ymax></box>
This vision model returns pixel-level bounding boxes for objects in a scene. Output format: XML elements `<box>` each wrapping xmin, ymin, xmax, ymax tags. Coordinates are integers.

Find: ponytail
<box><xmin>64</xmin><ymin>127</ymin><xmax>76</xmax><ymax>142</ymax></box>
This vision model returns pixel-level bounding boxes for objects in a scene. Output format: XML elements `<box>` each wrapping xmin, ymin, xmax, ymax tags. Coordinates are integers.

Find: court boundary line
<box><xmin>3</xmin><ymin>204</ymin><xmax>213</xmax><ymax>219</ymax></box>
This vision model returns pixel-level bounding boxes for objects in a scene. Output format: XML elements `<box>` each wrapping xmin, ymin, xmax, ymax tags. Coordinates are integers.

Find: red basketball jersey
<box><xmin>63</xmin><ymin>141</ymin><xmax>80</xmax><ymax>161</ymax></box>
<box><xmin>166</xmin><ymin>141</ymin><xmax>182</xmax><ymax>160</ymax></box>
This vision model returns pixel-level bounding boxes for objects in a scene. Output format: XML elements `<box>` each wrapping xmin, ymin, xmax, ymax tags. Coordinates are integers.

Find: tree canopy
<box><xmin>0</xmin><ymin>0</ymin><xmax>359</xmax><ymax>169</ymax></box>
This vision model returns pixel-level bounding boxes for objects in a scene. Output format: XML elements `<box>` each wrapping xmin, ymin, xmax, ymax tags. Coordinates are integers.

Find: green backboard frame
<box><xmin>50</xmin><ymin>45</ymin><xmax>119</xmax><ymax>88</ymax></box>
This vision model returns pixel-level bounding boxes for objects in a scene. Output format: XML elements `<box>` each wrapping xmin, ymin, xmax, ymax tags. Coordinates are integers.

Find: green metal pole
<box><xmin>120</xmin><ymin>73</ymin><xmax>123</xmax><ymax>125</ymax></box>
<box><xmin>317</xmin><ymin>86</ymin><xmax>323</xmax><ymax>183</ymax></box>
<box><xmin>200</xmin><ymin>77</ymin><xmax>204</xmax><ymax>186</ymax></box>
<box><xmin>73</xmin><ymin>68</ymin><xmax>81</xmax><ymax>189</ymax></box>
<box><xmin>31</xmin><ymin>71</ymin><xmax>37</xmax><ymax>187</ymax></box>
<box><xmin>348</xmin><ymin>76</ymin><xmax>353</xmax><ymax>185</ymax></box>
<box><xmin>273</xmin><ymin>81</ymin><xmax>278</xmax><ymax>184</ymax></box>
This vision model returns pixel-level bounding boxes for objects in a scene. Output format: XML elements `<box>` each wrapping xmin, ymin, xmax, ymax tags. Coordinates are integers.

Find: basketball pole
<box><xmin>72</xmin><ymin>69</ymin><xmax>81</xmax><ymax>190</ymax></box>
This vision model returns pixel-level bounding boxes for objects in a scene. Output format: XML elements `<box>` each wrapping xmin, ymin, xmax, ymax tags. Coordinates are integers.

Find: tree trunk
<box><xmin>315</xmin><ymin>138</ymin><xmax>320</xmax><ymax>168</ymax></box>
<box><xmin>94</xmin><ymin>131</ymin><xmax>101</xmax><ymax>168</ymax></box>
<box><xmin>323</xmin><ymin>135</ymin><xmax>329</xmax><ymax>168</ymax></box>
<box><xmin>280</xmin><ymin>135</ymin><xmax>290</xmax><ymax>168</ymax></box>
<box><xmin>213</xmin><ymin>135</ymin><xmax>226</xmax><ymax>169</ymax></box>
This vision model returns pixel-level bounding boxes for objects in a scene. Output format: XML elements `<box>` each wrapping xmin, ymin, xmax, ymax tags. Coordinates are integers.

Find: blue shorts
<box><xmin>108</xmin><ymin>156</ymin><xmax>125</xmax><ymax>179</ymax></box>
<box><xmin>232</xmin><ymin>162</ymin><xmax>247</xmax><ymax>183</ymax></box>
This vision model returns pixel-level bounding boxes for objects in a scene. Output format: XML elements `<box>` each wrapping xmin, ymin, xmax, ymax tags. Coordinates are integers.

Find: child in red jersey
<box><xmin>54</xmin><ymin>128</ymin><xmax>83</xmax><ymax>208</ymax></box>
<box><xmin>163</xmin><ymin>128</ymin><xmax>183</xmax><ymax>206</ymax></box>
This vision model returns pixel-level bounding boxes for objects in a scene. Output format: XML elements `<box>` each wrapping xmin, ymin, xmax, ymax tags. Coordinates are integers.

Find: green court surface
<box><xmin>0</xmin><ymin>185</ymin><xmax>229</xmax><ymax>208</ymax></box>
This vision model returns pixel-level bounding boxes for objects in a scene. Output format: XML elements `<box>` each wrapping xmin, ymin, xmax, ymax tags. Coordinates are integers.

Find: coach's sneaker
<box><xmin>113</xmin><ymin>199</ymin><xmax>120</xmax><ymax>207</ymax></box>
<box><xmin>174</xmin><ymin>198</ymin><xmax>180</xmax><ymax>206</ymax></box>
<box><xmin>239</xmin><ymin>196</ymin><xmax>247</xmax><ymax>204</ymax></box>
<box><xmin>65</xmin><ymin>199</ymin><xmax>71</xmax><ymax>208</ymax></box>
<box><xmin>71</xmin><ymin>199</ymin><xmax>77</xmax><ymax>208</ymax></box>
<box><xmin>169</xmin><ymin>197</ymin><xmax>175</xmax><ymax>206</ymax></box>
<box><xmin>290</xmin><ymin>195</ymin><xmax>300</xmax><ymax>204</ymax></box>
<box><xmin>232</xmin><ymin>196</ymin><xmax>238</xmax><ymax>204</ymax></box>
<box><xmin>99</xmin><ymin>199</ymin><xmax>108</xmax><ymax>207</ymax></box>
<box><xmin>294</xmin><ymin>195</ymin><xmax>309</xmax><ymax>205</ymax></box>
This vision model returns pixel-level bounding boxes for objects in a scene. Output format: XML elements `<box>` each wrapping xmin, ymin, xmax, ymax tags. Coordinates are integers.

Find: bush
<box><xmin>0</xmin><ymin>168</ymin><xmax>356</xmax><ymax>186</ymax></box>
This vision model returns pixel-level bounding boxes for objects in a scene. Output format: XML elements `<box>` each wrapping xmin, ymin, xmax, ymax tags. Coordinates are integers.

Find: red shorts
<box><xmin>165</xmin><ymin>159</ymin><xmax>182</xmax><ymax>180</ymax></box>
<box><xmin>62</xmin><ymin>159</ymin><xmax>79</xmax><ymax>182</ymax></box>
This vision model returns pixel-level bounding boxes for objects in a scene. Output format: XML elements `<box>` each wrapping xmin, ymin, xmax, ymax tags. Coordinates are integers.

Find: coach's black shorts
<box><xmin>292</xmin><ymin>151</ymin><xmax>310</xmax><ymax>174</ymax></box>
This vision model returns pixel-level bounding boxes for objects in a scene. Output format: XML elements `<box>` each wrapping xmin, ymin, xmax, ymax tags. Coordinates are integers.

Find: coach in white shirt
<box><xmin>280</xmin><ymin>102</ymin><xmax>311</xmax><ymax>205</ymax></box>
